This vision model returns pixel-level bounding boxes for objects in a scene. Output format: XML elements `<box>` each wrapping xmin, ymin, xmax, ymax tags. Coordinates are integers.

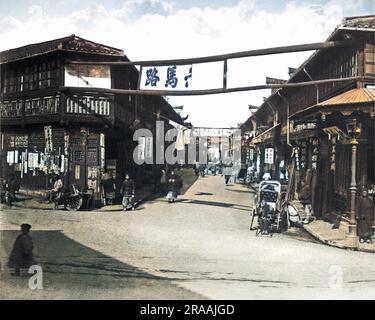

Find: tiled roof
<box><xmin>318</xmin><ymin>88</ymin><xmax>375</xmax><ymax>106</ymax></box>
<box><xmin>341</xmin><ymin>15</ymin><xmax>375</xmax><ymax>29</ymax></box>
<box><xmin>0</xmin><ymin>35</ymin><xmax>125</xmax><ymax>64</ymax></box>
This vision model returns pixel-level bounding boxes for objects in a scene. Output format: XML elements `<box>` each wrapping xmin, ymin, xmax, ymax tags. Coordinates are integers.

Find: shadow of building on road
<box><xmin>0</xmin><ymin>230</ymin><xmax>205</xmax><ymax>299</ymax></box>
<box><xmin>176</xmin><ymin>199</ymin><xmax>251</xmax><ymax>212</ymax></box>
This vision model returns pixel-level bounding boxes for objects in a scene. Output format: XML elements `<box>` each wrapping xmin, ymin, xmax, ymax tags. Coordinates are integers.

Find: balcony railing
<box><xmin>0</xmin><ymin>95</ymin><xmax>59</xmax><ymax>118</ymax></box>
<box><xmin>0</xmin><ymin>94</ymin><xmax>114</xmax><ymax>125</ymax></box>
<box><xmin>66</xmin><ymin>95</ymin><xmax>111</xmax><ymax>116</ymax></box>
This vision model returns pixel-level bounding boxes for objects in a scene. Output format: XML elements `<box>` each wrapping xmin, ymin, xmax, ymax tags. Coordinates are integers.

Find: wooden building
<box><xmin>0</xmin><ymin>35</ymin><xmax>182</xmax><ymax>204</ymax></box>
<box><xmin>241</xmin><ymin>15</ymin><xmax>375</xmax><ymax>237</ymax></box>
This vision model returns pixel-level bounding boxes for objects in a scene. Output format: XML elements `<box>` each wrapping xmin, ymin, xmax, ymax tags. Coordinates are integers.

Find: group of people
<box><xmin>42</xmin><ymin>168</ymin><xmax>184</xmax><ymax>211</ymax></box>
<box><xmin>101</xmin><ymin>169</ymin><xmax>184</xmax><ymax>209</ymax></box>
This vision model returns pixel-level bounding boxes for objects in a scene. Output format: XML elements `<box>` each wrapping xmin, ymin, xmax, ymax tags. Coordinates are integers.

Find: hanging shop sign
<box><xmin>44</xmin><ymin>126</ymin><xmax>53</xmax><ymax>153</ymax></box>
<box><xmin>265</xmin><ymin>148</ymin><xmax>274</xmax><ymax>164</ymax></box>
<box><xmin>100</xmin><ymin>133</ymin><xmax>105</xmax><ymax>170</ymax></box>
<box><xmin>87</xmin><ymin>166</ymin><xmax>99</xmax><ymax>192</ymax></box>
<box><xmin>75</xmin><ymin>165</ymin><xmax>80</xmax><ymax>180</ymax></box>
<box><xmin>140</xmin><ymin>65</ymin><xmax>193</xmax><ymax>91</ymax></box>
<box><xmin>300</xmin><ymin>141</ymin><xmax>307</xmax><ymax>169</ymax></box>
<box><xmin>294</xmin><ymin>147</ymin><xmax>301</xmax><ymax>171</ymax></box>
<box><xmin>312</xmin><ymin>138</ymin><xmax>319</xmax><ymax>170</ymax></box>
<box><xmin>8</xmin><ymin>135</ymin><xmax>28</xmax><ymax>148</ymax></box>
<box><xmin>330</xmin><ymin>136</ymin><xmax>337</xmax><ymax>171</ymax></box>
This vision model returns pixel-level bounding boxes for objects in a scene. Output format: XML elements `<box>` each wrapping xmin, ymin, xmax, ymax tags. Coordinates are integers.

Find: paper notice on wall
<box><xmin>7</xmin><ymin>151</ymin><xmax>15</xmax><ymax>164</ymax></box>
<box><xmin>21</xmin><ymin>152</ymin><xmax>25</xmax><ymax>178</ymax></box>
<box><xmin>28</xmin><ymin>153</ymin><xmax>39</xmax><ymax>169</ymax></box>
<box><xmin>100</xmin><ymin>133</ymin><xmax>105</xmax><ymax>147</ymax></box>
<box><xmin>7</xmin><ymin>151</ymin><xmax>14</xmax><ymax>164</ymax></box>
<box><xmin>14</xmin><ymin>150</ymin><xmax>19</xmax><ymax>163</ymax></box>
<box><xmin>60</xmin><ymin>155</ymin><xmax>65</xmax><ymax>173</ymax></box>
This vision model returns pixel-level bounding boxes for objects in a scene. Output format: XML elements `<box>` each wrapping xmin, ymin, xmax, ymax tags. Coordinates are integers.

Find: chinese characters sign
<box><xmin>264</xmin><ymin>148</ymin><xmax>274</xmax><ymax>164</ymax></box>
<box><xmin>140</xmin><ymin>65</ymin><xmax>193</xmax><ymax>91</ymax></box>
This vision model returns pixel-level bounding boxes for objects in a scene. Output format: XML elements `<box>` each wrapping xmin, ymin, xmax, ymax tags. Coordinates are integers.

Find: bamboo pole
<box><xmin>67</xmin><ymin>40</ymin><xmax>353</xmax><ymax>66</ymax></box>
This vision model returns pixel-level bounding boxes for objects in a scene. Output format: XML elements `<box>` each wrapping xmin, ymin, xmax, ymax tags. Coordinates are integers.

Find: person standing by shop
<box><xmin>299</xmin><ymin>179</ymin><xmax>314</xmax><ymax>224</ymax></box>
<box><xmin>223</xmin><ymin>162</ymin><xmax>233</xmax><ymax>185</ymax></box>
<box><xmin>120</xmin><ymin>174</ymin><xmax>135</xmax><ymax>211</ymax></box>
<box><xmin>357</xmin><ymin>186</ymin><xmax>374</xmax><ymax>243</ymax></box>
<box><xmin>4</xmin><ymin>173</ymin><xmax>18</xmax><ymax>205</ymax></box>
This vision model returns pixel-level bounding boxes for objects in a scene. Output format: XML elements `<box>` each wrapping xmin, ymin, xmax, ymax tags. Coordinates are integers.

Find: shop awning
<box><xmin>317</xmin><ymin>88</ymin><xmax>375</xmax><ymax>106</ymax></box>
<box><xmin>290</xmin><ymin>88</ymin><xmax>375</xmax><ymax>119</ymax></box>
<box><xmin>251</xmin><ymin>123</ymin><xmax>280</xmax><ymax>144</ymax></box>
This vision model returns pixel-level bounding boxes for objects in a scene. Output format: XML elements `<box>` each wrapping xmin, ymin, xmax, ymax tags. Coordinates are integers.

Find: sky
<box><xmin>0</xmin><ymin>0</ymin><xmax>373</xmax><ymax>127</ymax></box>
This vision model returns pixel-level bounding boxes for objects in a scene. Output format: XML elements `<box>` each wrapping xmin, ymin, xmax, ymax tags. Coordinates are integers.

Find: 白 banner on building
<box><xmin>139</xmin><ymin>65</ymin><xmax>193</xmax><ymax>91</ymax></box>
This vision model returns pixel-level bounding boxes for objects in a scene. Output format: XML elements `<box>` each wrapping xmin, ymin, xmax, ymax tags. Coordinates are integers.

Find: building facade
<box><xmin>240</xmin><ymin>15</ymin><xmax>375</xmax><ymax>237</ymax></box>
<box><xmin>0</xmin><ymin>35</ymin><xmax>183</xmax><ymax>204</ymax></box>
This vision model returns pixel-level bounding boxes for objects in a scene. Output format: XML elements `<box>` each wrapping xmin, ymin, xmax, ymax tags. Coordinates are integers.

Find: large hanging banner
<box><xmin>139</xmin><ymin>65</ymin><xmax>193</xmax><ymax>91</ymax></box>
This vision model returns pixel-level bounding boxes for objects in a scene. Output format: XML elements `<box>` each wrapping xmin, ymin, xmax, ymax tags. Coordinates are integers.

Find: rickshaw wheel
<box><xmin>66</xmin><ymin>196</ymin><xmax>83</xmax><ymax>211</ymax></box>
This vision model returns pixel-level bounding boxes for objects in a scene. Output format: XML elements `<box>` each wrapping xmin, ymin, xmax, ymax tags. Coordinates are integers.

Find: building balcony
<box><xmin>0</xmin><ymin>93</ymin><xmax>115</xmax><ymax>127</ymax></box>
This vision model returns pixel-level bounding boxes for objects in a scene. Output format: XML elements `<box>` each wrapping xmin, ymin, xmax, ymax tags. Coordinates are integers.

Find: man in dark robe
<box><xmin>120</xmin><ymin>174</ymin><xmax>135</xmax><ymax>210</ymax></box>
<box><xmin>357</xmin><ymin>188</ymin><xmax>374</xmax><ymax>243</ymax></box>
<box><xmin>166</xmin><ymin>170</ymin><xmax>182</xmax><ymax>203</ymax></box>
<box><xmin>299</xmin><ymin>180</ymin><xmax>314</xmax><ymax>224</ymax></box>
<box><xmin>8</xmin><ymin>224</ymin><xmax>35</xmax><ymax>276</ymax></box>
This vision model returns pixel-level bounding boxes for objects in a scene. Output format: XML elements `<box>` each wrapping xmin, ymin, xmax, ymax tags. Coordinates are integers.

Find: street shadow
<box><xmin>195</xmin><ymin>192</ymin><xmax>214</xmax><ymax>196</ymax></box>
<box><xmin>178</xmin><ymin>199</ymin><xmax>251</xmax><ymax>211</ymax></box>
<box><xmin>0</xmin><ymin>230</ymin><xmax>205</xmax><ymax>299</ymax></box>
<box><xmin>226</xmin><ymin>188</ymin><xmax>255</xmax><ymax>194</ymax></box>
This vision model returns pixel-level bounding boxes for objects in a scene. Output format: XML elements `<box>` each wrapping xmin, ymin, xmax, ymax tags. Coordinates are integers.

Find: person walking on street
<box><xmin>223</xmin><ymin>162</ymin><xmax>233</xmax><ymax>185</ymax></box>
<box><xmin>198</xmin><ymin>164</ymin><xmax>206</xmax><ymax>177</ymax></box>
<box><xmin>8</xmin><ymin>224</ymin><xmax>35</xmax><ymax>276</ymax></box>
<box><xmin>120</xmin><ymin>174</ymin><xmax>135</xmax><ymax>211</ymax></box>
<box><xmin>166</xmin><ymin>170</ymin><xmax>183</xmax><ymax>203</ymax></box>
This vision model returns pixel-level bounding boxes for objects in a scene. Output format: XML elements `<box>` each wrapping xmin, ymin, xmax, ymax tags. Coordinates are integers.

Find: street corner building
<box><xmin>0</xmin><ymin>35</ymin><xmax>183</xmax><ymax>206</ymax></box>
<box><xmin>240</xmin><ymin>15</ymin><xmax>375</xmax><ymax>241</ymax></box>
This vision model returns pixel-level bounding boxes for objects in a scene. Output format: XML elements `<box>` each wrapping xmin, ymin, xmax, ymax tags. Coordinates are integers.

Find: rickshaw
<box><xmin>249</xmin><ymin>180</ymin><xmax>295</xmax><ymax>236</ymax></box>
<box><xmin>53</xmin><ymin>184</ymin><xmax>83</xmax><ymax>211</ymax></box>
